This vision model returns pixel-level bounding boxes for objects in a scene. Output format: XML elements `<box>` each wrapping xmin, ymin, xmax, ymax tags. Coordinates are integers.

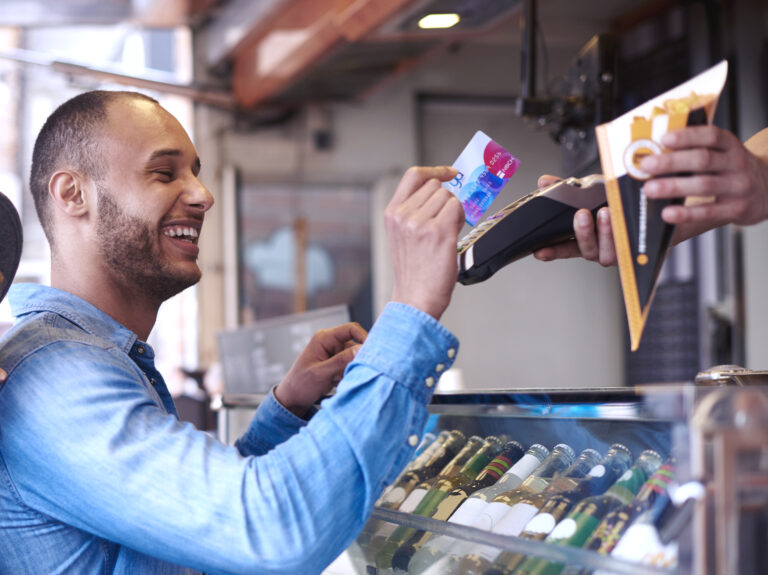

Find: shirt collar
<box><xmin>8</xmin><ymin>283</ymin><xmax>140</xmax><ymax>354</ymax></box>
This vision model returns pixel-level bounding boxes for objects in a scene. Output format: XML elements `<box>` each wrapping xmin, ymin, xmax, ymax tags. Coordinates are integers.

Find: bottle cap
<box><xmin>553</xmin><ymin>443</ymin><xmax>576</xmax><ymax>460</ymax></box>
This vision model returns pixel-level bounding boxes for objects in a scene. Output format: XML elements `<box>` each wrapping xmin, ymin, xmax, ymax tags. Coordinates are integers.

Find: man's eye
<box><xmin>154</xmin><ymin>170</ymin><xmax>174</xmax><ymax>181</ymax></box>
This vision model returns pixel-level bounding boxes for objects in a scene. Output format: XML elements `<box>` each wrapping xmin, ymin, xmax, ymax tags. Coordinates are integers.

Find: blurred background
<box><xmin>0</xmin><ymin>0</ymin><xmax>766</xmax><ymax>424</ymax></box>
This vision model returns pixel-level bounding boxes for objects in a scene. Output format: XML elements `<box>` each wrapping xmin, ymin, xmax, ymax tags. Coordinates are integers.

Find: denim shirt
<box><xmin>0</xmin><ymin>284</ymin><xmax>458</xmax><ymax>575</ymax></box>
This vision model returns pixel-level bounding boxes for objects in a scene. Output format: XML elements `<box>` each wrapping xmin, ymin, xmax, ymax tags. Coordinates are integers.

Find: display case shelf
<box><xmin>341</xmin><ymin>382</ymin><xmax>768</xmax><ymax>575</ymax></box>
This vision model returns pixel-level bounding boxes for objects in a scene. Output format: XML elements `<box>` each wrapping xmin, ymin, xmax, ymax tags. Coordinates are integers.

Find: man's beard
<box><xmin>96</xmin><ymin>189</ymin><xmax>200</xmax><ymax>302</ymax></box>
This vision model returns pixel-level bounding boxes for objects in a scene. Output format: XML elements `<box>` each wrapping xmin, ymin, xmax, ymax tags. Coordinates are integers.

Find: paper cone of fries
<box><xmin>595</xmin><ymin>61</ymin><xmax>728</xmax><ymax>351</ymax></box>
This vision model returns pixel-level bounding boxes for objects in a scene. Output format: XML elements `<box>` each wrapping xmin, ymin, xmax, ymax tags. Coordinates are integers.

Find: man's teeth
<box><xmin>163</xmin><ymin>226</ymin><xmax>199</xmax><ymax>241</ymax></box>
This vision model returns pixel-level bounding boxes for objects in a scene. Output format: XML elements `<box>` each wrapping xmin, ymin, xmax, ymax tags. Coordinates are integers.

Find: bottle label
<box><xmin>610</xmin><ymin>524</ymin><xmax>678</xmax><ymax>568</ymax></box>
<box><xmin>549</xmin><ymin>517</ymin><xmax>578</xmax><ymax>540</ymax></box>
<box><xmin>493</xmin><ymin>502</ymin><xmax>540</xmax><ymax>536</ymax></box>
<box><xmin>478</xmin><ymin>501</ymin><xmax>514</xmax><ymax>531</ymax></box>
<box><xmin>399</xmin><ymin>488</ymin><xmax>427</xmax><ymax>513</ymax></box>
<box><xmin>380</xmin><ymin>486</ymin><xmax>406</xmax><ymax>507</ymax></box>
<box><xmin>619</xmin><ymin>469</ymin><xmax>633</xmax><ymax>481</ymax></box>
<box><xmin>449</xmin><ymin>497</ymin><xmax>488</xmax><ymax>526</ymax></box>
<box><xmin>588</xmin><ymin>464</ymin><xmax>606</xmax><ymax>478</ymax></box>
<box><xmin>523</xmin><ymin>511</ymin><xmax>558</xmax><ymax>536</ymax></box>
<box><xmin>549</xmin><ymin>511</ymin><xmax>601</xmax><ymax>547</ymax></box>
<box><xmin>508</xmin><ymin>453</ymin><xmax>542</xmax><ymax>480</ymax></box>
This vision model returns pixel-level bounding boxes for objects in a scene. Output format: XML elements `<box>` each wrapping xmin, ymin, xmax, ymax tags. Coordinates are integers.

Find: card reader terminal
<box><xmin>457</xmin><ymin>174</ymin><xmax>606</xmax><ymax>285</ymax></box>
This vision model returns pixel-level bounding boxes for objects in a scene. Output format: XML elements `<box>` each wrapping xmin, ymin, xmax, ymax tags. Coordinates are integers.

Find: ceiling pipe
<box><xmin>0</xmin><ymin>47</ymin><xmax>236</xmax><ymax>108</ymax></box>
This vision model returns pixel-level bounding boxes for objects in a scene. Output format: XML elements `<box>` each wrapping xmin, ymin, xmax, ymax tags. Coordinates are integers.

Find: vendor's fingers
<box><xmin>573</xmin><ymin>209</ymin><xmax>599</xmax><ymax>261</ymax></box>
<box><xmin>660</xmin><ymin>125</ymin><xmax>739</xmax><ymax>151</ymax></box>
<box><xmin>642</xmin><ymin>173</ymin><xmax>739</xmax><ymax>200</ymax></box>
<box><xmin>595</xmin><ymin>208</ymin><xmax>617</xmax><ymax>266</ymax></box>
<box><xmin>537</xmin><ymin>174</ymin><xmax>562</xmax><ymax>189</ymax></box>
<box><xmin>533</xmin><ymin>241</ymin><xmax>582</xmax><ymax>262</ymax></box>
<box><xmin>639</xmin><ymin>147</ymin><xmax>737</xmax><ymax>179</ymax></box>
<box><xmin>661</xmin><ymin>199</ymin><xmax>745</xmax><ymax>226</ymax></box>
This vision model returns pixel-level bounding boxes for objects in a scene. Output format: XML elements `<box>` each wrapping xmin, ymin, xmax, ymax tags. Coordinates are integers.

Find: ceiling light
<box><xmin>417</xmin><ymin>13</ymin><xmax>461</xmax><ymax>30</ymax></box>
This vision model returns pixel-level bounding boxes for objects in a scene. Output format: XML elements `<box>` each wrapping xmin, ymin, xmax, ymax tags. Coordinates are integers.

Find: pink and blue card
<box><xmin>442</xmin><ymin>130</ymin><xmax>520</xmax><ymax>226</ymax></box>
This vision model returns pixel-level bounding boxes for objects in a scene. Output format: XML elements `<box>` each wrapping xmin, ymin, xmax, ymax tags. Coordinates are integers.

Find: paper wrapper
<box><xmin>595</xmin><ymin>61</ymin><xmax>728</xmax><ymax>351</ymax></box>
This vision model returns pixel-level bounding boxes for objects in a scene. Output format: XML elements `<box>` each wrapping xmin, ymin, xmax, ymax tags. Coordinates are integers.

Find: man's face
<box><xmin>94</xmin><ymin>98</ymin><xmax>214</xmax><ymax>301</ymax></box>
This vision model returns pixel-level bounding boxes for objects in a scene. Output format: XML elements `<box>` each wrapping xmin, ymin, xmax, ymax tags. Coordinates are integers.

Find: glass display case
<box><xmin>333</xmin><ymin>373</ymin><xmax>768</xmax><ymax>575</ymax></box>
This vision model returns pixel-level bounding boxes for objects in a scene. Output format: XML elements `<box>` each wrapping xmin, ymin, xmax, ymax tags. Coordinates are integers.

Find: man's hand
<box><xmin>534</xmin><ymin>126</ymin><xmax>768</xmax><ymax>266</ymax></box>
<box><xmin>386</xmin><ymin>166</ymin><xmax>466</xmax><ymax>320</ymax></box>
<box><xmin>274</xmin><ymin>322</ymin><xmax>367</xmax><ymax>418</ymax></box>
<box><xmin>0</xmin><ymin>367</ymin><xmax>6</xmax><ymax>383</ymax></box>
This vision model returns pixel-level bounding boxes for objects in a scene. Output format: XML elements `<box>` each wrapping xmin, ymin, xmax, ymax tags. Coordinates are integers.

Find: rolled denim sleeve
<box><xmin>0</xmin><ymin>302</ymin><xmax>458</xmax><ymax>575</ymax></box>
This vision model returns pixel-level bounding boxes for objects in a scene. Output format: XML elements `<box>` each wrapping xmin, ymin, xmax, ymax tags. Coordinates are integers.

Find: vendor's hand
<box><xmin>386</xmin><ymin>166</ymin><xmax>465</xmax><ymax>320</ymax></box>
<box><xmin>640</xmin><ymin>125</ymin><xmax>768</xmax><ymax>240</ymax></box>
<box><xmin>533</xmin><ymin>175</ymin><xmax>617</xmax><ymax>266</ymax></box>
<box><xmin>274</xmin><ymin>322</ymin><xmax>367</xmax><ymax>418</ymax></box>
<box><xmin>0</xmin><ymin>367</ymin><xmax>6</xmax><ymax>383</ymax></box>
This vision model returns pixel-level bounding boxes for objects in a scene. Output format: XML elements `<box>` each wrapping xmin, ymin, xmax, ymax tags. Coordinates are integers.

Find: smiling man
<box><xmin>0</xmin><ymin>91</ymin><xmax>465</xmax><ymax>574</ymax></box>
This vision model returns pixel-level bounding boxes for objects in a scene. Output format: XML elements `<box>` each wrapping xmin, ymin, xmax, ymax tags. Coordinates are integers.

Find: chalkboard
<box><xmin>217</xmin><ymin>305</ymin><xmax>350</xmax><ymax>395</ymax></box>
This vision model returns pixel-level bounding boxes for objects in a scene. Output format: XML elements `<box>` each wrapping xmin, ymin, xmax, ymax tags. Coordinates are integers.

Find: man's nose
<box><xmin>185</xmin><ymin>177</ymin><xmax>215</xmax><ymax>212</ymax></box>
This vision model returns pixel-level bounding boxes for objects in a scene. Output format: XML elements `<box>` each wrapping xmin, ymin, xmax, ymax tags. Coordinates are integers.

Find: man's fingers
<box><xmin>436</xmin><ymin>193</ymin><xmax>466</xmax><ymax>229</ymax></box>
<box><xmin>317</xmin><ymin>345</ymin><xmax>362</xmax><ymax>382</ymax></box>
<box><xmin>392</xmin><ymin>166</ymin><xmax>457</xmax><ymax>205</ymax></box>
<box><xmin>407</xmin><ymin>181</ymin><xmax>458</xmax><ymax>222</ymax></box>
<box><xmin>316</xmin><ymin>322</ymin><xmax>367</xmax><ymax>357</ymax></box>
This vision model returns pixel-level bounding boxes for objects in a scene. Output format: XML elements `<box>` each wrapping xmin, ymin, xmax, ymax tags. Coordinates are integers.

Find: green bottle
<box><xmin>407</xmin><ymin>443</ymin><xmax>549</xmax><ymax>575</ymax></box>
<box><xmin>558</xmin><ymin>459</ymin><xmax>677</xmax><ymax>575</ymax></box>
<box><xmin>391</xmin><ymin>440</ymin><xmax>525</xmax><ymax>572</ymax></box>
<box><xmin>436</xmin><ymin>444</ymin><xmax>577</xmax><ymax>575</ymax></box>
<box><xmin>513</xmin><ymin>449</ymin><xmax>663</xmax><ymax>575</ymax></box>
<box><xmin>482</xmin><ymin>444</ymin><xmax>634</xmax><ymax>575</ymax></box>
<box><xmin>375</xmin><ymin>435</ymin><xmax>495</xmax><ymax>570</ymax></box>
<box><xmin>358</xmin><ymin>429</ymin><xmax>465</xmax><ymax>562</ymax></box>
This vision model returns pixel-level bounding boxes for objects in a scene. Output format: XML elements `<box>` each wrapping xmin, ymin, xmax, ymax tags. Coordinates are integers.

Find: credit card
<box><xmin>442</xmin><ymin>130</ymin><xmax>520</xmax><ymax>226</ymax></box>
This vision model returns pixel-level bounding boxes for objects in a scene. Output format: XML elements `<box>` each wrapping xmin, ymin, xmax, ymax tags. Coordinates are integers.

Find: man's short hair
<box><xmin>29</xmin><ymin>90</ymin><xmax>158</xmax><ymax>248</ymax></box>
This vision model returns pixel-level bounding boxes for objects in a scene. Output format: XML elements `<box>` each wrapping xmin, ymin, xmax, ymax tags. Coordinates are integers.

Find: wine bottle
<box><xmin>512</xmin><ymin>449</ymin><xmax>663</xmax><ymax>575</ymax></box>
<box><xmin>457</xmin><ymin>448</ymin><xmax>619</xmax><ymax>575</ymax></box>
<box><xmin>391</xmin><ymin>441</ymin><xmax>525</xmax><ymax>572</ymax></box>
<box><xmin>358</xmin><ymin>429</ymin><xmax>466</xmax><ymax>562</ymax></box>
<box><xmin>560</xmin><ymin>459</ymin><xmax>677</xmax><ymax>575</ymax></box>
<box><xmin>483</xmin><ymin>444</ymin><xmax>634</xmax><ymax>575</ymax></box>
<box><xmin>407</xmin><ymin>444</ymin><xmax>548</xmax><ymax>575</ymax></box>
<box><xmin>421</xmin><ymin>444</ymin><xmax>576</xmax><ymax>575</ymax></box>
<box><xmin>378</xmin><ymin>430</ymin><xmax>466</xmax><ymax>510</ymax></box>
<box><xmin>375</xmin><ymin>436</ymin><xmax>498</xmax><ymax>571</ymax></box>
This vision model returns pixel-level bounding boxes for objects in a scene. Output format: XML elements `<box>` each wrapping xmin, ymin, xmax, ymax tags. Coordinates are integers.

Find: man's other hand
<box><xmin>274</xmin><ymin>322</ymin><xmax>367</xmax><ymax>417</ymax></box>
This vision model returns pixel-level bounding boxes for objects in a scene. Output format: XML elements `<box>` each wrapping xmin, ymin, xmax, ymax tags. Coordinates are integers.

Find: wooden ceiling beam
<box><xmin>232</xmin><ymin>0</ymin><xmax>411</xmax><ymax>109</ymax></box>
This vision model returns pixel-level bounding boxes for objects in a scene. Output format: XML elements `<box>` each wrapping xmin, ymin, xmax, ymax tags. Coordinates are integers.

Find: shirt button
<box><xmin>425</xmin><ymin>376</ymin><xmax>435</xmax><ymax>388</ymax></box>
<box><xmin>435</xmin><ymin>363</ymin><xmax>445</xmax><ymax>373</ymax></box>
<box><xmin>447</xmin><ymin>348</ymin><xmax>456</xmax><ymax>359</ymax></box>
<box><xmin>150</xmin><ymin>378</ymin><xmax>157</xmax><ymax>386</ymax></box>
<box><xmin>408</xmin><ymin>434</ymin><xmax>419</xmax><ymax>447</ymax></box>
<box><xmin>136</xmin><ymin>345</ymin><xmax>146</xmax><ymax>355</ymax></box>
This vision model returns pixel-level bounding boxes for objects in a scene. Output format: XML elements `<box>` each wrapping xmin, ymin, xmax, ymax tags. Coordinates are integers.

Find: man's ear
<box><xmin>49</xmin><ymin>170</ymin><xmax>91</xmax><ymax>217</ymax></box>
